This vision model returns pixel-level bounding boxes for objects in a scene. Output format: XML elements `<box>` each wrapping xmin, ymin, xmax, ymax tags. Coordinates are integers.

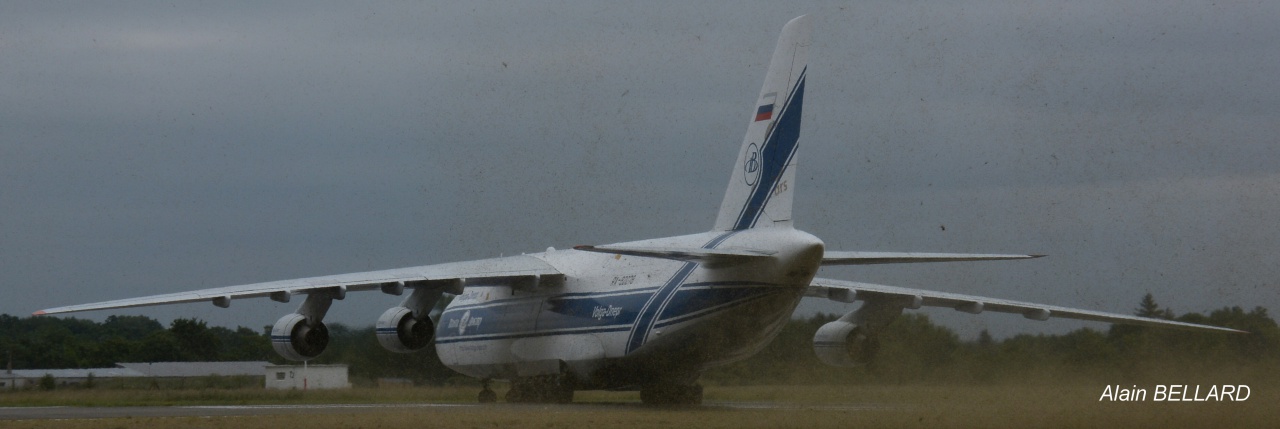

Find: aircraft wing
<box><xmin>34</xmin><ymin>255</ymin><xmax>563</xmax><ymax>315</ymax></box>
<box><xmin>806</xmin><ymin>277</ymin><xmax>1246</xmax><ymax>333</ymax></box>
<box><xmin>822</xmin><ymin>251</ymin><xmax>1043</xmax><ymax>266</ymax></box>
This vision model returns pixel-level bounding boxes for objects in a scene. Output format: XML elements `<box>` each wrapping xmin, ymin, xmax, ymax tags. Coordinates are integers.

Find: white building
<box><xmin>1</xmin><ymin>362</ymin><xmax>270</xmax><ymax>390</ymax></box>
<box><xmin>117</xmin><ymin>361</ymin><xmax>269</xmax><ymax>378</ymax></box>
<box><xmin>2</xmin><ymin>367</ymin><xmax>142</xmax><ymax>389</ymax></box>
<box><xmin>264</xmin><ymin>364</ymin><xmax>350</xmax><ymax>390</ymax></box>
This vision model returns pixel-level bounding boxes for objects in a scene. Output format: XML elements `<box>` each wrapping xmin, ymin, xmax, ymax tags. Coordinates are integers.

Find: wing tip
<box><xmin>32</xmin><ymin>310</ymin><xmax>47</xmax><ymax>316</ymax></box>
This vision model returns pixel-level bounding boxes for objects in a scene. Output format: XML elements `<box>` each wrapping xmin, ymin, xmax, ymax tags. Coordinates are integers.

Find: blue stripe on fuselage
<box><xmin>624</xmin><ymin>262</ymin><xmax>697</xmax><ymax>353</ymax></box>
<box><xmin>623</xmin><ymin>230</ymin><xmax>739</xmax><ymax>353</ymax></box>
<box><xmin>654</xmin><ymin>282</ymin><xmax>785</xmax><ymax>326</ymax></box>
<box><xmin>433</xmin><ymin>282</ymin><xmax>784</xmax><ymax>345</ymax></box>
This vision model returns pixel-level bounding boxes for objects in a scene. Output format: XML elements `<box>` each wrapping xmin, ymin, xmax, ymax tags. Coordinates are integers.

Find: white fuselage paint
<box><xmin>434</xmin><ymin>228</ymin><xmax>823</xmax><ymax>389</ymax></box>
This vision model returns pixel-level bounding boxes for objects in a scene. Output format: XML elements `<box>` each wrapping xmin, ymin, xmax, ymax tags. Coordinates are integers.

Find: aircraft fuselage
<box><xmin>434</xmin><ymin>227</ymin><xmax>824</xmax><ymax>389</ymax></box>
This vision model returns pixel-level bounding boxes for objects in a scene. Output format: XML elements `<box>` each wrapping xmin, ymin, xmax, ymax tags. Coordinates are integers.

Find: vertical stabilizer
<box><xmin>714</xmin><ymin>15</ymin><xmax>810</xmax><ymax>231</ymax></box>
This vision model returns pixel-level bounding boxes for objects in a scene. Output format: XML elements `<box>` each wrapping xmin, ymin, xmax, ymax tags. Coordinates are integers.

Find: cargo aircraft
<box><xmin>36</xmin><ymin>15</ymin><xmax>1242</xmax><ymax>405</ymax></box>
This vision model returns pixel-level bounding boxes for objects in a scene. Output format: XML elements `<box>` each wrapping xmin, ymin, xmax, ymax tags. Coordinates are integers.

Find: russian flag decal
<box><xmin>754</xmin><ymin>104</ymin><xmax>773</xmax><ymax>121</ymax></box>
<box><xmin>754</xmin><ymin>92</ymin><xmax>778</xmax><ymax>122</ymax></box>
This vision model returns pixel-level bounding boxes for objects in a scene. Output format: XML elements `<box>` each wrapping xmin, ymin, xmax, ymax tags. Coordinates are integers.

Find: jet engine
<box><xmin>376</xmin><ymin>306</ymin><xmax>435</xmax><ymax>353</ymax></box>
<box><xmin>812</xmin><ymin>320</ymin><xmax>880</xmax><ymax>367</ymax></box>
<box><xmin>271</xmin><ymin>313</ymin><xmax>330</xmax><ymax>361</ymax></box>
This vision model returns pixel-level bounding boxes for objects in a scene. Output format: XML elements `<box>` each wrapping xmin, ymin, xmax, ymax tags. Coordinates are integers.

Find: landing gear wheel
<box><xmin>478</xmin><ymin>379</ymin><xmax>497</xmax><ymax>403</ymax></box>
<box><xmin>505</xmin><ymin>385</ymin><xmax>525</xmax><ymax>403</ymax></box>
<box><xmin>506</xmin><ymin>375</ymin><xmax>575</xmax><ymax>403</ymax></box>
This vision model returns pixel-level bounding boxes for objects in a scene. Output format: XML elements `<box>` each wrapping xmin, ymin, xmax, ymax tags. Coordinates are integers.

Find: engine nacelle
<box><xmin>376</xmin><ymin>306</ymin><xmax>435</xmax><ymax>353</ymax></box>
<box><xmin>271</xmin><ymin>313</ymin><xmax>330</xmax><ymax>361</ymax></box>
<box><xmin>813</xmin><ymin>320</ymin><xmax>880</xmax><ymax>367</ymax></box>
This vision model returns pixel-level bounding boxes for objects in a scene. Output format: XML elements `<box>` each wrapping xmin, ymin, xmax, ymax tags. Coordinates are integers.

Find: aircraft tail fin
<box><xmin>713</xmin><ymin>15</ymin><xmax>810</xmax><ymax>231</ymax></box>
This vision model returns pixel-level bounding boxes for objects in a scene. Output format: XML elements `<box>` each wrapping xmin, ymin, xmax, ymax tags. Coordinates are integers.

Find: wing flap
<box><xmin>822</xmin><ymin>251</ymin><xmax>1043</xmax><ymax>266</ymax></box>
<box><xmin>807</xmin><ymin>278</ymin><xmax>1246</xmax><ymax>333</ymax></box>
<box><xmin>35</xmin><ymin>255</ymin><xmax>562</xmax><ymax>315</ymax></box>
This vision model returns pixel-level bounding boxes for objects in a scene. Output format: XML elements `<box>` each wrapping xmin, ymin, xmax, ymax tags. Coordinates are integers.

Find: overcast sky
<box><xmin>2</xmin><ymin>1</ymin><xmax>1277</xmax><ymax>339</ymax></box>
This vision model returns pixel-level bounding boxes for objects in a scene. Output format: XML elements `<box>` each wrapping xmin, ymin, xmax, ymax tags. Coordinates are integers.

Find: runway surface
<box><xmin>0</xmin><ymin>401</ymin><xmax>905</xmax><ymax>420</ymax></box>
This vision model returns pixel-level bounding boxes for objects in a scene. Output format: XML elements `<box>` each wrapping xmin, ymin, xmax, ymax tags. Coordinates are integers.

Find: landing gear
<box><xmin>478</xmin><ymin>379</ymin><xmax>497</xmax><ymax>404</ymax></box>
<box><xmin>640</xmin><ymin>383</ymin><xmax>703</xmax><ymax>405</ymax></box>
<box><xmin>505</xmin><ymin>375</ymin><xmax>575</xmax><ymax>404</ymax></box>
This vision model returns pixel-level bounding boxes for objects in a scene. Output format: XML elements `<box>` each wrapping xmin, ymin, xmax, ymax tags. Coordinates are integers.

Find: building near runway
<box><xmin>2</xmin><ymin>361</ymin><xmax>270</xmax><ymax>390</ymax></box>
<box><xmin>3</xmin><ymin>367</ymin><xmax>138</xmax><ymax>389</ymax></box>
<box><xmin>264</xmin><ymin>364</ymin><xmax>350</xmax><ymax>390</ymax></box>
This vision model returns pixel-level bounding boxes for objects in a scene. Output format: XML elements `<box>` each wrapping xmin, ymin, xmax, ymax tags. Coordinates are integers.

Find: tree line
<box><xmin>2</xmin><ymin>294</ymin><xmax>1276</xmax><ymax>385</ymax></box>
<box><xmin>0</xmin><ymin>314</ymin><xmax>273</xmax><ymax>369</ymax></box>
<box><xmin>706</xmin><ymin>294</ymin><xmax>1279</xmax><ymax>385</ymax></box>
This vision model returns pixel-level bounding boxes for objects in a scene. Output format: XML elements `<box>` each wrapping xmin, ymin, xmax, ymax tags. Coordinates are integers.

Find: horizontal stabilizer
<box><xmin>806</xmin><ymin>278</ymin><xmax>1246</xmax><ymax>334</ymax></box>
<box><xmin>573</xmin><ymin>244</ymin><xmax>774</xmax><ymax>265</ymax></box>
<box><xmin>822</xmin><ymin>251</ymin><xmax>1044</xmax><ymax>266</ymax></box>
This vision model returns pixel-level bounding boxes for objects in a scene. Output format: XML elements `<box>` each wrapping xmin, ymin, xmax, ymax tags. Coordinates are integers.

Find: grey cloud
<box><xmin>2</xmin><ymin>1</ymin><xmax>1276</xmax><ymax>339</ymax></box>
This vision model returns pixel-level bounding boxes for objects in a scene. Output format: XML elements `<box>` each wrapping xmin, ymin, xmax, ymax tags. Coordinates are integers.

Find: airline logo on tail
<box><xmin>744</xmin><ymin>143</ymin><xmax>761</xmax><ymax>186</ymax></box>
